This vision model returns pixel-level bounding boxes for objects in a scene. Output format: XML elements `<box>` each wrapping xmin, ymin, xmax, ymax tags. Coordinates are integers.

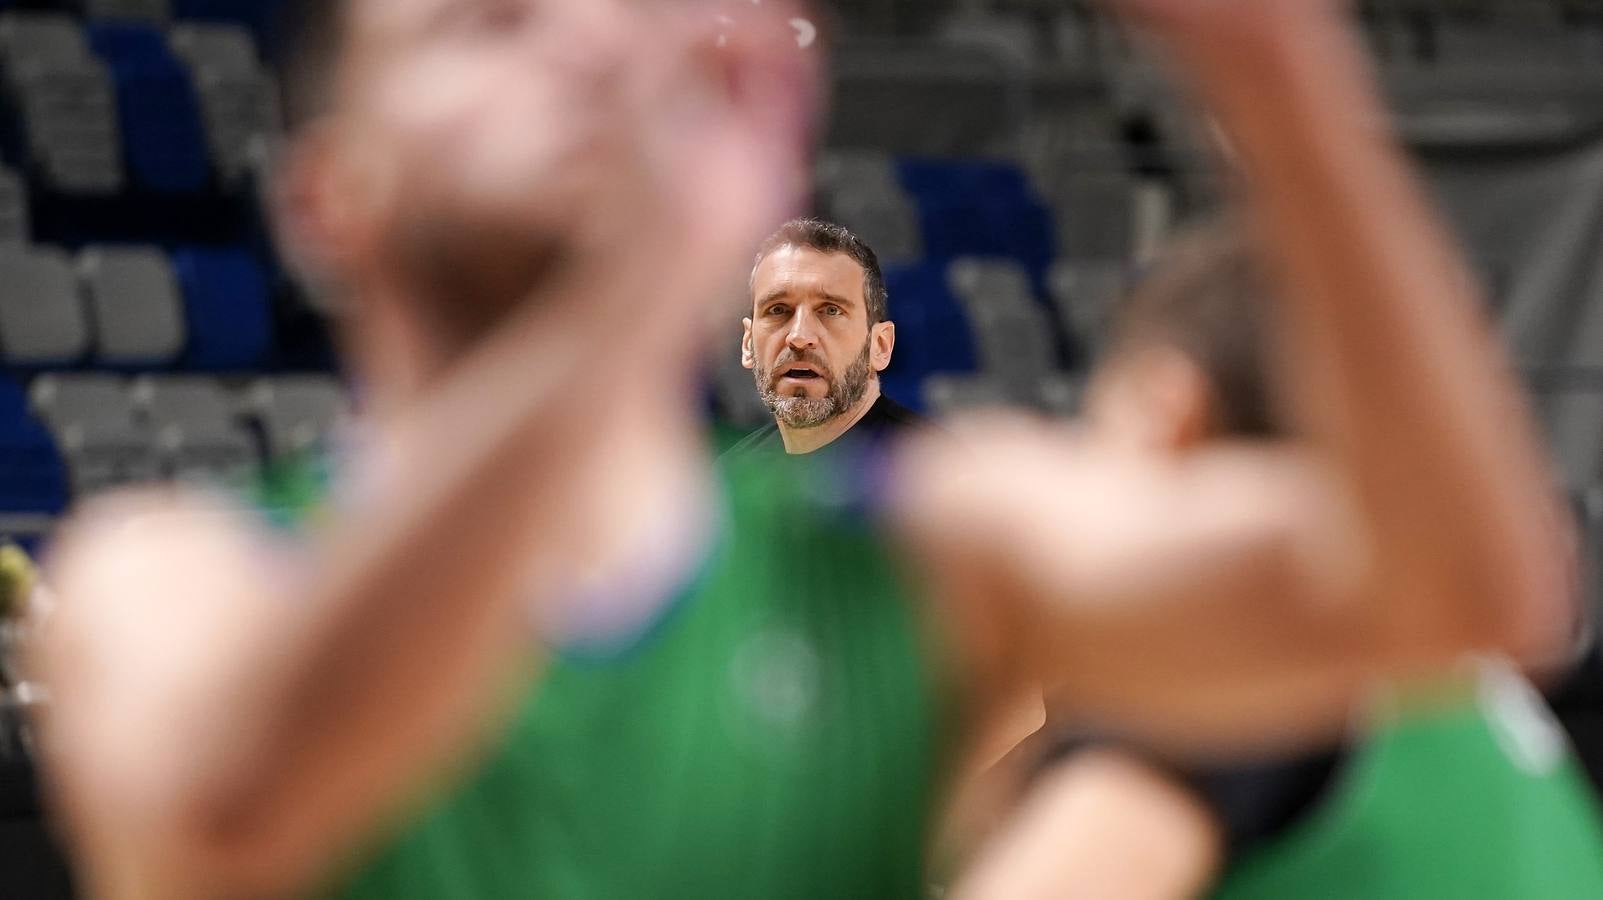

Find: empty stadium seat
<box><xmin>30</xmin><ymin>372</ymin><xmax>131</xmax><ymax>429</ymax></box>
<box><xmin>0</xmin><ymin>13</ymin><xmax>90</xmax><ymax>72</ymax></box>
<box><xmin>947</xmin><ymin>258</ymin><xmax>1037</xmax><ymax>313</ymax></box>
<box><xmin>83</xmin><ymin>0</ymin><xmax>172</xmax><ymax>22</ymax></box>
<box><xmin>0</xmin><ymin>245</ymin><xmax>89</xmax><ymax>365</ymax></box>
<box><xmin>173</xmin><ymin>245</ymin><xmax>272</xmax><ymax>369</ymax></box>
<box><xmin>1049</xmin><ymin>259</ymin><xmax>1126</xmax><ymax>351</ymax></box>
<box><xmin>30</xmin><ymin>372</ymin><xmax>159</xmax><ymax>496</ymax></box>
<box><xmin>0</xmin><ymin>13</ymin><xmax>125</xmax><ymax>194</ymax></box>
<box><xmin>242</xmin><ymin>374</ymin><xmax>349</xmax><ymax>458</ymax></box>
<box><xmin>131</xmin><ymin>374</ymin><xmax>258</xmax><ymax>482</ymax></box>
<box><xmin>79</xmin><ymin>244</ymin><xmax>185</xmax><ymax>364</ymax></box>
<box><xmin>89</xmin><ymin>21</ymin><xmax>211</xmax><ymax>192</ymax></box>
<box><xmin>0</xmin><ymin>166</ymin><xmax>31</xmax><ymax>244</ymax></box>
<box><xmin>170</xmin><ymin>22</ymin><xmax>279</xmax><ymax>186</ymax></box>
<box><xmin>922</xmin><ymin>374</ymin><xmax>1010</xmax><ymax>414</ymax></box>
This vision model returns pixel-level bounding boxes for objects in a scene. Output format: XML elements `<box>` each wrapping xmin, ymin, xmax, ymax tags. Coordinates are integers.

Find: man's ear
<box><xmin>870</xmin><ymin>320</ymin><xmax>895</xmax><ymax>373</ymax></box>
<box><xmin>741</xmin><ymin>318</ymin><xmax>755</xmax><ymax>369</ymax></box>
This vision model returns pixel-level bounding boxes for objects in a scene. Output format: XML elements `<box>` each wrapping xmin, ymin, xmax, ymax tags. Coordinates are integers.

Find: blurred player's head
<box><xmin>1086</xmin><ymin>218</ymin><xmax>1285</xmax><ymax>452</ymax></box>
<box><xmin>274</xmin><ymin>0</ymin><xmax>814</xmax><ymax>381</ymax></box>
<box><xmin>743</xmin><ymin>218</ymin><xmax>896</xmax><ymax>429</ymax></box>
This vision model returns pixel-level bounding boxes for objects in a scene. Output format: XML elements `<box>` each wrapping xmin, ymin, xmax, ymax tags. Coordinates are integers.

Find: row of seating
<box><xmin>0</xmin><ymin>12</ymin><xmax>278</xmax><ymax>195</ymax></box>
<box><xmin>0</xmin><ymin>371</ymin><xmax>346</xmax><ymax>512</ymax></box>
<box><xmin>0</xmin><ymin>240</ymin><xmax>272</xmax><ymax>368</ymax></box>
<box><xmin>815</xmin><ymin>152</ymin><xmax>1141</xmax><ymax>269</ymax></box>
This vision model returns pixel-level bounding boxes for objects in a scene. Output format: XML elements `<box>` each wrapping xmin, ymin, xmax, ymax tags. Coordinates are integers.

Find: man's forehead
<box><xmin>754</xmin><ymin>246</ymin><xmax>866</xmax><ymax>298</ymax></box>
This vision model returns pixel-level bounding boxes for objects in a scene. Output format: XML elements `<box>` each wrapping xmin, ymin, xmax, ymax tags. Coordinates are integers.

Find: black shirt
<box><xmin>721</xmin><ymin>393</ymin><xmax>926</xmax><ymax>460</ymax></box>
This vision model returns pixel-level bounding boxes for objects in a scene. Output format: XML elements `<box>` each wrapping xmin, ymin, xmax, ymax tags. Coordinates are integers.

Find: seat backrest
<box><xmin>85</xmin><ymin>0</ymin><xmax>173</xmax><ymax>24</ymax></box>
<box><xmin>173</xmin><ymin>246</ymin><xmax>273</xmax><ymax>369</ymax></box>
<box><xmin>130</xmin><ymin>375</ymin><xmax>237</xmax><ymax>430</ymax></box>
<box><xmin>169</xmin><ymin>22</ymin><xmax>257</xmax><ymax>77</ymax></box>
<box><xmin>80</xmin><ymin>244</ymin><xmax>186</xmax><ymax>364</ymax></box>
<box><xmin>0</xmin><ymin>245</ymin><xmax>89</xmax><ymax>365</ymax></box>
<box><xmin>30</xmin><ymin>373</ymin><xmax>135</xmax><ymax>430</ymax></box>
<box><xmin>947</xmin><ymin>258</ymin><xmax>1036</xmax><ymax>316</ymax></box>
<box><xmin>0</xmin><ymin>13</ymin><xmax>89</xmax><ymax>73</ymax></box>
<box><xmin>0</xmin><ymin>166</ymin><xmax>29</xmax><ymax>245</ymax></box>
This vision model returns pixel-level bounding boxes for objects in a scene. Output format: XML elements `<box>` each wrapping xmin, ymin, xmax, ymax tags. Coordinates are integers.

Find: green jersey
<box><xmin>257</xmin><ymin>450</ymin><xmax>949</xmax><ymax>899</ymax></box>
<box><xmin>1215</xmin><ymin>665</ymin><xmax>1603</xmax><ymax>899</ymax></box>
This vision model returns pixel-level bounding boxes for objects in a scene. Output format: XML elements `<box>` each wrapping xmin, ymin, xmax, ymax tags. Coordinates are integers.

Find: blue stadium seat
<box><xmin>173</xmin><ymin>245</ymin><xmax>272</xmax><ymax>369</ymax></box>
<box><xmin>896</xmin><ymin>158</ymin><xmax>1057</xmax><ymax>278</ymax></box>
<box><xmin>89</xmin><ymin>21</ymin><xmax>211</xmax><ymax>192</ymax></box>
<box><xmin>880</xmin><ymin>263</ymin><xmax>979</xmax><ymax>408</ymax></box>
<box><xmin>0</xmin><ymin>379</ymin><xmax>68</xmax><ymax>514</ymax></box>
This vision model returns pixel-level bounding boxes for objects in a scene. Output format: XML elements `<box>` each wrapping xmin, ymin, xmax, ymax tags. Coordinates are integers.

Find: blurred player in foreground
<box><xmin>25</xmin><ymin>1</ymin><xmax>1577</xmax><ymax>900</ymax></box>
<box><xmin>951</xmin><ymin>223</ymin><xmax>1603</xmax><ymax>900</ymax></box>
<box><xmin>936</xmin><ymin>2</ymin><xmax>1603</xmax><ymax>897</ymax></box>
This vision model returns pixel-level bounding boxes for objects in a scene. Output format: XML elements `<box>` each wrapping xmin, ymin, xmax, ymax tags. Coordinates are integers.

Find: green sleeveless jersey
<box><xmin>256</xmin><ymin>449</ymin><xmax>949</xmax><ymax>899</ymax></box>
<box><xmin>1215</xmin><ymin>665</ymin><xmax>1603</xmax><ymax>899</ymax></box>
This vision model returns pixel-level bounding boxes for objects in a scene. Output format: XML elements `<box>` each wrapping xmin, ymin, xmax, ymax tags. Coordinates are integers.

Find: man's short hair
<box><xmin>275</xmin><ymin>0</ymin><xmax>350</xmax><ymax>132</ymax></box>
<box><xmin>751</xmin><ymin>218</ymin><xmax>889</xmax><ymax>324</ymax></box>
<box><xmin>1108</xmin><ymin>216</ymin><xmax>1285</xmax><ymax>439</ymax></box>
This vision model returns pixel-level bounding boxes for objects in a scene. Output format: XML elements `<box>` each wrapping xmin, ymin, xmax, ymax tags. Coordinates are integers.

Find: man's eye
<box><xmin>823</xmin><ymin>305</ymin><xmax>843</xmax><ymax>316</ymax></box>
<box><xmin>767</xmin><ymin>305</ymin><xmax>790</xmax><ymax>317</ymax></box>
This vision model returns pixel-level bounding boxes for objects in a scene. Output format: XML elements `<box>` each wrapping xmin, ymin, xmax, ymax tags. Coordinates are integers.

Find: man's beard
<box><xmin>756</xmin><ymin>338</ymin><xmax>874</xmax><ymax>429</ymax></box>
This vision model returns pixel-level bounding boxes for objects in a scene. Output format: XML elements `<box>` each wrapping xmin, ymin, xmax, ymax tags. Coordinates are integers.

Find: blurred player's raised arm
<box><xmin>900</xmin><ymin>0</ymin><xmax>1573</xmax><ymax>755</ymax></box>
<box><xmin>32</xmin><ymin>3</ymin><xmax>811</xmax><ymax>898</ymax></box>
<box><xmin>1123</xmin><ymin>0</ymin><xmax>1571</xmax><ymax>663</ymax></box>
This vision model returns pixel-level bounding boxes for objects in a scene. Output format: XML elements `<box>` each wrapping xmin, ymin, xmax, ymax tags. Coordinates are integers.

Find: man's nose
<box><xmin>785</xmin><ymin>310</ymin><xmax>819</xmax><ymax>351</ymax></box>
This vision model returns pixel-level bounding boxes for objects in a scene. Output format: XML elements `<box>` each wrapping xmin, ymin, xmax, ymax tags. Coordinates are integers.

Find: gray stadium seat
<box><xmin>83</xmin><ymin>0</ymin><xmax>171</xmax><ymax>22</ymax></box>
<box><xmin>168</xmin><ymin>23</ymin><xmax>257</xmax><ymax>78</ymax></box>
<box><xmin>967</xmin><ymin>303</ymin><xmax>1059</xmax><ymax>384</ymax></box>
<box><xmin>156</xmin><ymin>423</ymin><xmax>258</xmax><ymax>486</ymax></box>
<box><xmin>0</xmin><ymin>13</ymin><xmax>91</xmax><ymax>72</ymax></box>
<box><xmin>922</xmin><ymin>374</ymin><xmax>1010</xmax><ymax>415</ymax></box>
<box><xmin>948</xmin><ymin>258</ymin><xmax>1035</xmax><ymax>315</ymax></box>
<box><xmin>244</xmin><ymin>375</ymin><xmax>351</xmax><ymax>458</ymax></box>
<box><xmin>1049</xmin><ymin>259</ymin><xmax>1127</xmax><ymax>351</ymax></box>
<box><xmin>827</xmin><ymin>193</ymin><xmax>922</xmax><ymax>266</ymax></box>
<box><xmin>936</xmin><ymin>11</ymin><xmax>1038</xmax><ymax>68</ymax></box>
<box><xmin>54</xmin><ymin>418</ymin><xmax>161</xmax><ymax>496</ymax></box>
<box><xmin>1042</xmin><ymin>175</ymin><xmax>1138</xmax><ymax>262</ymax></box>
<box><xmin>131</xmin><ymin>376</ymin><xmax>259</xmax><ymax>483</ymax></box>
<box><xmin>79</xmin><ymin>245</ymin><xmax>185</xmax><ymax>365</ymax></box>
<box><xmin>0</xmin><ymin>167</ymin><xmax>30</xmax><ymax>245</ymax></box>
<box><xmin>170</xmin><ymin>24</ymin><xmax>280</xmax><ymax>186</ymax></box>
<box><xmin>130</xmin><ymin>375</ymin><xmax>238</xmax><ymax>429</ymax></box>
<box><xmin>0</xmin><ymin>245</ymin><xmax>89</xmax><ymax>365</ymax></box>
<box><xmin>29</xmin><ymin>373</ymin><xmax>131</xmax><ymax>430</ymax></box>
<box><xmin>30</xmin><ymin>374</ymin><xmax>161</xmax><ymax>495</ymax></box>
<box><xmin>11</xmin><ymin>63</ymin><xmax>124</xmax><ymax>194</ymax></box>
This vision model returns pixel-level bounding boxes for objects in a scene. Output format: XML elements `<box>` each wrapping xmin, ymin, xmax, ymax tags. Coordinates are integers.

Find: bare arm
<box><xmin>952</xmin><ymin>748</ymin><xmax>1221</xmax><ymax>900</ymax></box>
<box><xmin>1129</xmin><ymin>0</ymin><xmax>1572</xmax><ymax>664</ymax></box>
<box><xmin>901</xmin><ymin>0</ymin><xmax>1571</xmax><ymax>754</ymax></box>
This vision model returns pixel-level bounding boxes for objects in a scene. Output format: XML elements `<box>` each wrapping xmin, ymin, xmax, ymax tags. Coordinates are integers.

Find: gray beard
<box><xmin>756</xmin><ymin>340</ymin><xmax>873</xmax><ymax>430</ymax></box>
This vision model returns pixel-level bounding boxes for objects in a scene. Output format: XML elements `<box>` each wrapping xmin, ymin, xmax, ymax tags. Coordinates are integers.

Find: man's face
<box><xmin>744</xmin><ymin>245</ymin><xmax>888</xmax><ymax>429</ymax></box>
